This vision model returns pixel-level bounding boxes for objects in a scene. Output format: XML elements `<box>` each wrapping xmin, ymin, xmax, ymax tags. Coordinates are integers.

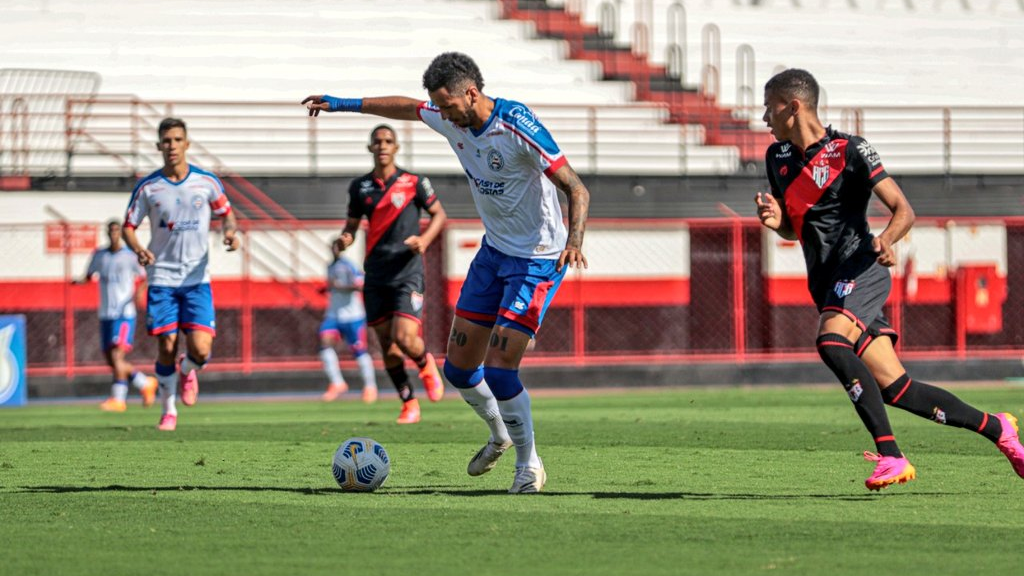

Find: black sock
<box><xmin>386</xmin><ymin>365</ymin><xmax>413</xmax><ymax>401</ymax></box>
<box><xmin>817</xmin><ymin>334</ymin><xmax>902</xmax><ymax>458</ymax></box>
<box><xmin>881</xmin><ymin>373</ymin><xmax>1002</xmax><ymax>443</ymax></box>
<box><xmin>410</xmin><ymin>353</ymin><xmax>428</xmax><ymax>370</ymax></box>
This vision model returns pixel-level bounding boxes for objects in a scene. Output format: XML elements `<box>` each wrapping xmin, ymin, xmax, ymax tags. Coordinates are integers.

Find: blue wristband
<box><xmin>322</xmin><ymin>95</ymin><xmax>362</xmax><ymax>113</ymax></box>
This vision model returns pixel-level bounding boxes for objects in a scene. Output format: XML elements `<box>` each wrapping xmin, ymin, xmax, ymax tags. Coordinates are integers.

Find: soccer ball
<box><xmin>331</xmin><ymin>437</ymin><xmax>390</xmax><ymax>492</ymax></box>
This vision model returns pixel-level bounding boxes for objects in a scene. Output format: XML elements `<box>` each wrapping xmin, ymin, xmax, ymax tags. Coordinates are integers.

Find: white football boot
<box><xmin>467</xmin><ymin>439</ymin><xmax>513</xmax><ymax>477</ymax></box>
<box><xmin>508</xmin><ymin>462</ymin><xmax>546</xmax><ymax>494</ymax></box>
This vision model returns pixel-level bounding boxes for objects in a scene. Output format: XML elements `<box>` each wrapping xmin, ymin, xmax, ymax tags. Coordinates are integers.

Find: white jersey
<box><xmin>85</xmin><ymin>246</ymin><xmax>145</xmax><ymax>320</ymax></box>
<box><xmin>325</xmin><ymin>258</ymin><xmax>366</xmax><ymax>323</ymax></box>
<box><xmin>418</xmin><ymin>97</ymin><xmax>568</xmax><ymax>259</ymax></box>
<box><xmin>123</xmin><ymin>165</ymin><xmax>231</xmax><ymax>287</ymax></box>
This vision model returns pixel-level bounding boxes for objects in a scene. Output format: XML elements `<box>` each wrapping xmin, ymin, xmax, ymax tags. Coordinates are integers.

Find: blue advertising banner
<box><xmin>0</xmin><ymin>315</ymin><xmax>27</xmax><ymax>407</ymax></box>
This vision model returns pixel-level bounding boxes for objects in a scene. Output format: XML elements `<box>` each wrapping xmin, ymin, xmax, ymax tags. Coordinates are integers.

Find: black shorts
<box><xmin>814</xmin><ymin>258</ymin><xmax>899</xmax><ymax>354</ymax></box>
<box><xmin>363</xmin><ymin>276</ymin><xmax>424</xmax><ymax>326</ymax></box>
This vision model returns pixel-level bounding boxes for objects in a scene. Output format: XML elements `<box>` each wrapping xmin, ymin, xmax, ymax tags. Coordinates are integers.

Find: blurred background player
<box><xmin>303</xmin><ymin>51</ymin><xmax>590</xmax><ymax>493</ymax></box>
<box><xmin>756</xmin><ymin>68</ymin><xmax>1024</xmax><ymax>490</ymax></box>
<box><xmin>122</xmin><ymin>117</ymin><xmax>240</xmax><ymax>431</ymax></box>
<box><xmin>333</xmin><ymin>124</ymin><xmax>447</xmax><ymax>424</ymax></box>
<box><xmin>319</xmin><ymin>242</ymin><xmax>378</xmax><ymax>403</ymax></box>
<box><xmin>77</xmin><ymin>219</ymin><xmax>157</xmax><ymax>412</ymax></box>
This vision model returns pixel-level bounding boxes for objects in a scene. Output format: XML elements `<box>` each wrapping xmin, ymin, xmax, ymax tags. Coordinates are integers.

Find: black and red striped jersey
<box><xmin>765</xmin><ymin>126</ymin><xmax>890</xmax><ymax>298</ymax></box>
<box><xmin>347</xmin><ymin>168</ymin><xmax>438</xmax><ymax>284</ymax></box>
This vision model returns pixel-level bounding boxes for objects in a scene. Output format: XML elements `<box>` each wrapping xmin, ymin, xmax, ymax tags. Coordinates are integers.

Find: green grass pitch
<box><xmin>2</xmin><ymin>386</ymin><xmax>1023</xmax><ymax>575</ymax></box>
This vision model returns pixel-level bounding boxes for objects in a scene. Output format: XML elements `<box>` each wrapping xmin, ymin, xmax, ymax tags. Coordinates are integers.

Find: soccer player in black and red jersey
<box><xmin>336</xmin><ymin>124</ymin><xmax>447</xmax><ymax>424</ymax></box>
<box><xmin>755</xmin><ymin>68</ymin><xmax>1024</xmax><ymax>491</ymax></box>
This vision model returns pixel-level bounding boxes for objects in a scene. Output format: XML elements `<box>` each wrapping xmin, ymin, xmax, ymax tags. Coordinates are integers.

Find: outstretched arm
<box><xmin>547</xmin><ymin>163</ymin><xmax>590</xmax><ymax>272</ymax></box>
<box><xmin>302</xmin><ymin>95</ymin><xmax>422</xmax><ymax>121</ymax></box>
<box><xmin>870</xmin><ymin>177</ymin><xmax>915</xmax><ymax>267</ymax></box>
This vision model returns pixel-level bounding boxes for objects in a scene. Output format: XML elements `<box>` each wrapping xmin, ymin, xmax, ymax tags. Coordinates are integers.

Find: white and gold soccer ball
<box><xmin>331</xmin><ymin>437</ymin><xmax>390</xmax><ymax>492</ymax></box>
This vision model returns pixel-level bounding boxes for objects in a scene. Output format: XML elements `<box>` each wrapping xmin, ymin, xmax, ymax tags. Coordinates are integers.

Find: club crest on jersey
<box><xmin>813</xmin><ymin>164</ymin><xmax>830</xmax><ymax>188</ymax></box>
<box><xmin>779</xmin><ymin>165</ymin><xmax>789</xmax><ymax>176</ymax></box>
<box><xmin>833</xmin><ymin>279</ymin><xmax>856</xmax><ymax>298</ymax></box>
<box><xmin>411</xmin><ymin>291</ymin><xmax>423</xmax><ymax>312</ymax></box>
<box><xmin>191</xmin><ymin>194</ymin><xmax>204</xmax><ymax>210</ymax></box>
<box><xmin>390</xmin><ymin>191</ymin><xmax>406</xmax><ymax>209</ymax></box>
<box><xmin>487</xmin><ymin>148</ymin><xmax>504</xmax><ymax>172</ymax></box>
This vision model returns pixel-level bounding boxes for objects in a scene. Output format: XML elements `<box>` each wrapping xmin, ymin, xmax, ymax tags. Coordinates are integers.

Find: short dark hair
<box><xmin>765</xmin><ymin>69</ymin><xmax>819</xmax><ymax>110</ymax></box>
<box><xmin>158</xmin><ymin>117</ymin><xmax>187</xmax><ymax>138</ymax></box>
<box><xmin>422</xmin><ymin>52</ymin><xmax>485</xmax><ymax>93</ymax></box>
<box><xmin>369</xmin><ymin>124</ymin><xmax>397</xmax><ymax>144</ymax></box>
<box><xmin>106</xmin><ymin>219</ymin><xmax>121</xmax><ymax>230</ymax></box>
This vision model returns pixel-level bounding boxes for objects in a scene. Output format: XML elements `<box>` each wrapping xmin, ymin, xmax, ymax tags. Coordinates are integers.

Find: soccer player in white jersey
<box><xmin>319</xmin><ymin>243</ymin><xmax>379</xmax><ymax>403</ymax></box>
<box><xmin>77</xmin><ymin>219</ymin><xmax>158</xmax><ymax>412</ymax></box>
<box><xmin>303</xmin><ymin>52</ymin><xmax>590</xmax><ymax>493</ymax></box>
<box><xmin>122</xmin><ymin>117</ymin><xmax>240</xmax><ymax>431</ymax></box>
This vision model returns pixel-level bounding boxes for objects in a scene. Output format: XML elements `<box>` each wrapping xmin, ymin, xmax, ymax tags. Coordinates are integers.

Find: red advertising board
<box><xmin>45</xmin><ymin>223</ymin><xmax>98</xmax><ymax>253</ymax></box>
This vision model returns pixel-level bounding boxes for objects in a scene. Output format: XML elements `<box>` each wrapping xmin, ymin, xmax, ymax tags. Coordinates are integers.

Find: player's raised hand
<box><xmin>302</xmin><ymin>95</ymin><xmax>329</xmax><ymax>117</ymax></box>
<box><xmin>557</xmin><ymin>247</ymin><xmax>588</xmax><ymax>272</ymax></box>
<box><xmin>755</xmin><ymin>192</ymin><xmax>783</xmax><ymax>230</ymax></box>
<box><xmin>872</xmin><ymin>236</ymin><xmax>896</xmax><ymax>267</ymax></box>
<box><xmin>403</xmin><ymin>235</ymin><xmax>428</xmax><ymax>254</ymax></box>
<box><xmin>134</xmin><ymin>249</ymin><xmax>155</xmax><ymax>267</ymax></box>
<box><xmin>224</xmin><ymin>231</ymin><xmax>240</xmax><ymax>252</ymax></box>
<box><xmin>334</xmin><ymin>232</ymin><xmax>354</xmax><ymax>252</ymax></box>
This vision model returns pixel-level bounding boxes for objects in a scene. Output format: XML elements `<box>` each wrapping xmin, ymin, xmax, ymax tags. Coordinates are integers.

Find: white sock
<box><xmin>496</xmin><ymin>390</ymin><xmax>540</xmax><ymax>469</ymax></box>
<box><xmin>180</xmin><ymin>355</ymin><xmax>205</xmax><ymax>376</ymax></box>
<box><xmin>319</xmin><ymin>347</ymin><xmax>345</xmax><ymax>387</ymax></box>
<box><xmin>458</xmin><ymin>380</ymin><xmax>511</xmax><ymax>445</ymax></box>
<box><xmin>111</xmin><ymin>381</ymin><xmax>129</xmax><ymax>402</ymax></box>
<box><xmin>157</xmin><ymin>372</ymin><xmax>177</xmax><ymax>416</ymax></box>
<box><xmin>356</xmin><ymin>354</ymin><xmax>377</xmax><ymax>389</ymax></box>
<box><xmin>130</xmin><ymin>371</ymin><xmax>149</xmax><ymax>389</ymax></box>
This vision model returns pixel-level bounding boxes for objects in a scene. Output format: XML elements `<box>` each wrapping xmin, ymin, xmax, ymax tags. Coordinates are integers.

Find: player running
<box><xmin>302</xmin><ymin>51</ymin><xmax>590</xmax><ymax>493</ymax></box>
<box><xmin>319</xmin><ymin>244</ymin><xmax>379</xmax><ymax>403</ymax></box>
<box><xmin>122</xmin><ymin>117</ymin><xmax>240</xmax><ymax>431</ymax></box>
<box><xmin>755</xmin><ymin>68</ymin><xmax>1024</xmax><ymax>490</ymax></box>
<box><xmin>77</xmin><ymin>219</ymin><xmax>158</xmax><ymax>412</ymax></box>
<box><xmin>334</xmin><ymin>124</ymin><xmax>446</xmax><ymax>424</ymax></box>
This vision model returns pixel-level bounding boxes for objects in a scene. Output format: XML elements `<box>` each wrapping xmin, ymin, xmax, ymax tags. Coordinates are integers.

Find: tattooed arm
<box><xmin>547</xmin><ymin>163</ymin><xmax>590</xmax><ymax>272</ymax></box>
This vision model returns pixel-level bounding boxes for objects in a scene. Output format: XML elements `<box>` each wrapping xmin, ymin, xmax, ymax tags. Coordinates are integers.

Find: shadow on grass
<box><xmin>13</xmin><ymin>485</ymin><xmax>955</xmax><ymax>501</ymax></box>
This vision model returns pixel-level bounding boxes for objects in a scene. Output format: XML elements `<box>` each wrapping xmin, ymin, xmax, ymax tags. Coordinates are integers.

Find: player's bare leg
<box><xmin>107</xmin><ymin>345</ymin><xmax>157</xmax><ymax>408</ymax></box>
<box><xmin>154</xmin><ymin>333</ymin><xmax>180</xmax><ymax>430</ymax></box>
<box><xmin>817</xmin><ymin>313</ymin><xmax>914</xmax><ymax>490</ymax></box>
<box><xmin>374</xmin><ymin>321</ymin><xmax>419</xmax><ymax>423</ymax></box>
<box><xmin>479</xmin><ymin>324</ymin><xmax>545</xmax><ymax>493</ymax></box>
<box><xmin>319</xmin><ymin>333</ymin><xmax>348</xmax><ymax>401</ymax></box>
<box><xmin>178</xmin><ymin>330</ymin><xmax>212</xmax><ymax>407</ymax></box>
<box><xmin>443</xmin><ymin>316</ymin><xmax>513</xmax><ymax>477</ymax></box>
<box><xmin>862</xmin><ymin>335</ymin><xmax>1024</xmax><ymax>479</ymax></box>
<box><xmin>391</xmin><ymin>316</ymin><xmax>443</xmax><ymax>402</ymax></box>
<box><xmin>99</xmin><ymin>347</ymin><xmax>128</xmax><ymax>412</ymax></box>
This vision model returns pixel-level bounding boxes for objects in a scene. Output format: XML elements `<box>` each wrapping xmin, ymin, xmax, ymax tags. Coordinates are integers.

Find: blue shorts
<box><xmin>318</xmin><ymin>317</ymin><xmax>369</xmax><ymax>356</ymax></box>
<box><xmin>455</xmin><ymin>240</ymin><xmax>566</xmax><ymax>338</ymax></box>
<box><xmin>146</xmin><ymin>283</ymin><xmax>216</xmax><ymax>336</ymax></box>
<box><xmin>100</xmin><ymin>317</ymin><xmax>136</xmax><ymax>352</ymax></box>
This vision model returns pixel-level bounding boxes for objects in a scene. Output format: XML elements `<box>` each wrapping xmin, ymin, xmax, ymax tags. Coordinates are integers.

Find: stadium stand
<box><xmin>0</xmin><ymin>0</ymin><xmax>742</xmax><ymax>175</ymax></box>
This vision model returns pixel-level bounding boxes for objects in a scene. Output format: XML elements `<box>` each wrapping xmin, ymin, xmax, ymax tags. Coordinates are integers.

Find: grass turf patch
<box><xmin>2</xmin><ymin>386</ymin><xmax>1023</xmax><ymax>575</ymax></box>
